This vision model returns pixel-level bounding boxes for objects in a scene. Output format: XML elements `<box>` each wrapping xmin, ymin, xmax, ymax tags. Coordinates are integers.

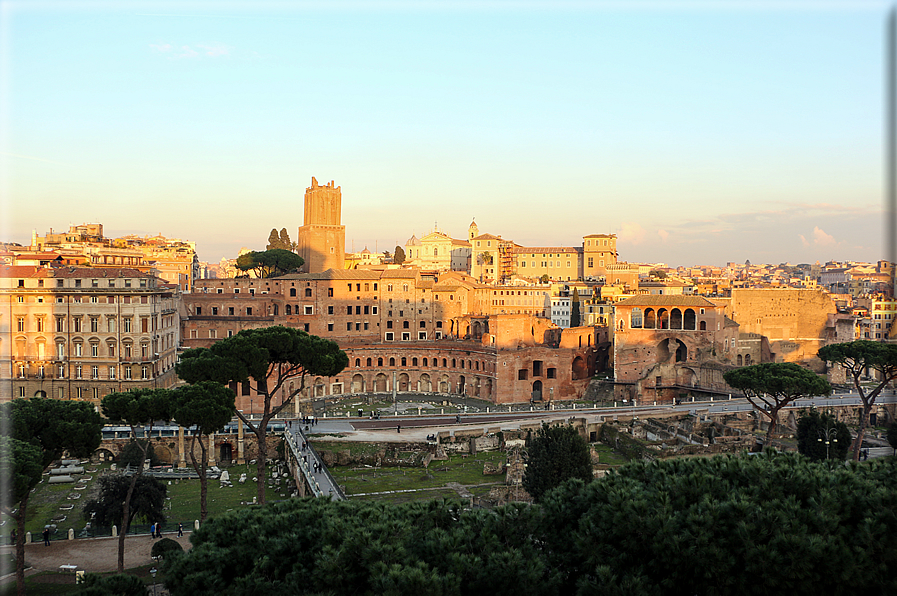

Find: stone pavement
<box><xmin>0</xmin><ymin>532</ymin><xmax>193</xmax><ymax>582</ymax></box>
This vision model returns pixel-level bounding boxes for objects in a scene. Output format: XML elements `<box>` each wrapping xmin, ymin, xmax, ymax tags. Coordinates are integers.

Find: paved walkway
<box><xmin>0</xmin><ymin>533</ymin><xmax>193</xmax><ymax>581</ymax></box>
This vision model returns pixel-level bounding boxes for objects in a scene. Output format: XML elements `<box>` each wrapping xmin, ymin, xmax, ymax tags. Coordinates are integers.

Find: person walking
<box><xmin>150</xmin><ymin>522</ymin><xmax>156</xmax><ymax>538</ymax></box>
<box><xmin>42</xmin><ymin>527</ymin><xmax>50</xmax><ymax>546</ymax></box>
<box><xmin>177</xmin><ymin>523</ymin><xmax>184</xmax><ymax>537</ymax></box>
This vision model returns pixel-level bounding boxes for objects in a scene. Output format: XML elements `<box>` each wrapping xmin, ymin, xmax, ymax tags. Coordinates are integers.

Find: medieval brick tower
<box><xmin>297</xmin><ymin>177</ymin><xmax>345</xmax><ymax>273</ymax></box>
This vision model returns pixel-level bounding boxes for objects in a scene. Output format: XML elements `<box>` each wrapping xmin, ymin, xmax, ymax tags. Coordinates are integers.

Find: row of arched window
<box><xmin>631</xmin><ymin>307</ymin><xmax>704</xmax><ymax>330</ymax></box>
<box><xmin>352</xmin><ymin>355</ymin><xmax>492</xmax><ymax>373</ymax></box>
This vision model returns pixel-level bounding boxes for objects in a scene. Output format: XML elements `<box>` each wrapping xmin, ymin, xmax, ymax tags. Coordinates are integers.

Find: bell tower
<box><xmin>297</xmin><ymin>177</ymin><xmax>346</xmax><ymax>273</ymax></box>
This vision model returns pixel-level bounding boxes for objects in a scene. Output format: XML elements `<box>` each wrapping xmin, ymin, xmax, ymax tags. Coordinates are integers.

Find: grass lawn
<box><xmin>163</xmin><ymin>464</ymin><xmax>284</xmax><ymax>528</ymax></box>
<box><xmin>592</xmin><ymin>443</ymin><xmax>629</xmax><ymax>466</ymax></box>
<box><xmin>328</xmin><ymin>450</ymin><xmax>507</xmax><ymax>499</ymax></box>
<box><xmin>1</xmin><ymin>461</ymin><xmax>289</xmax><ymax>543</ymax></box>
<box><xmin>0</xmin><ymin>462</ymin><xmax>111</xmax><ymax>541</ymax></box>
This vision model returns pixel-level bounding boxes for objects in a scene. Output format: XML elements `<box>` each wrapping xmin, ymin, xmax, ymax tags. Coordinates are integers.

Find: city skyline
<box><xmin>1</xmin><ymin>1</ymin><xmax>888</xmax><ymax>267</ymax></box>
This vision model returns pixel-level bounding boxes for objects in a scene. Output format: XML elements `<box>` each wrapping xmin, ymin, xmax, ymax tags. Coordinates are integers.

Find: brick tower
<box><xmin>297</xmin><ymin>177</ymin><xmax>346</xmax><ymax>273</ymax></box>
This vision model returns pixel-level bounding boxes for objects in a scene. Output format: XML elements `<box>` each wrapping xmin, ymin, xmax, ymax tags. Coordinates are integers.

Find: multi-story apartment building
<box><xmin>23</xmin><ymin>224</ymin><xmax>199</xmax><ymax>292</ymax></box>
<box><xmin>0</xmin><ymin>266</ymin><xmax>180</xmax><ymax>403</ymax></box>
<box><xmin>468</xmin><ymin>230</ymin><xmax>618</xmax><ymax>285</ymax></box>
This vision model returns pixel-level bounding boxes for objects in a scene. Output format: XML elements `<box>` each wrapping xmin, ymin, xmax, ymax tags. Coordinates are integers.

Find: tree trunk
<box><xmin>764</xmin><ymin>410</ymin><xmax>778</xmax><ymax>449</ymax></box>
<box><xmin>255</xmin><ymin>424</ymin><xmax>268</xmax><ymax>504</ymax></box>
<box><xmin>188</xmin><ymin>432</ymin><xmax>209</xmax><ymax>522</ymax></box>
<box><xmin>851</xmin><ymin>403</ymin><xmax>871</xmax><ymax>461</ymax></box>
<box><xmin>15</xmin><ymin>495</ymin><xmax>28</xmax><ymax>596</ymax></box>
<box><xmin>118</xmin><ymin>430</ymin><xmax>151</xmax><ymax>572</ymax></box>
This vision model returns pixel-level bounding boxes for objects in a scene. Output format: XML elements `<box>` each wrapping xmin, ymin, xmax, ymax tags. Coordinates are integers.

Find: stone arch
<box><xmin>532</xmin><ymin>380</ymin><xmax>543</xmax><ymax>401</ymax></box>
<box><xmin>699</xmin><ymin>320</ymin><xmax>707</xmax><ymax>331</ymax></box>
<box><xmin>351</xmin><ymin>374</ymin><xmax>365</xmax><ymax>393</ymax></box>
<box><xmin>438</xmin><ymin>374</ymin><xmax>451</xmax><ymax>393</ymax></box>
<box><xmin>484</xmin><ymin>378</ymin><xmax>493</xmax><ymax>398</ymax></box>
<box><xmin>472</xmin><ymin>321</ymin><xmax>483</xmax><ymax>339</ymax></box>
<box><xmin>744</xmin><ymin>353</ymin><xmax>752</xmax><ymax>365</ymax></box>
<box><xmin>314</xmin><ymin>377</ymin><xmax>326</xmax><ymax>397</ymax></box>
<box><xmin>657</xmin><ymin>308</ymin><xmax>669</xmax><ymax>329</ymax></box>
<box><xmin>670</xmin><ymin>308</ymin><xmax>682</xmax><ymax>330</ymax></box>
<box><xmin>644</xmin><ymin>308</ymin><xmax>656</xmax><ymax>329</ymax></box>
<box><xmin>153</xmin><ymin>444</ymin><xmax>174</xmax><ymax>464</ymax></box>
<box><xmin>684</xmin><ymin>309</ymin><xmax>696</xmax><ymax>330</ymax></box>
<box><xmin>374</xmin><ymin>373</ymin><xmax>388</xmax><ymax>392</ymax></box>
<box><xmin>678</xmin><ymin>367</ymin><xmax>697</xmax><ymax>387</ymax></box>
<box><xmin>572</xmin><ymin>355</ymin><xmax>588</xmax><ymax>380</ymax></box>
<box><xmin>34</xmin><ymin>390</ymin><xmax>47</xmax><ymax>398</ymax></box>
<box><xmin>737</xmin><ymin>354</ymin><xmax>743</xmax><ymax>366</ymax></box>
<box><xmin>219</xmin><ymin>442</ymin><xmax>233</xmax><ymax>463</ymax></box>
<box><xmin>398</xmin><ymin>373</ymin><xmax>410</xmax><ymax>391</ymax></box>
<box><xmin>419</xmin><ymin>373</ymin><xmax>432</xmax><ymax>392</ymax></box>
<box><xmin>458</xmin><ymin>375</ymin><xmax>466</xmax><ymax>394</ymax></box>
<box><xmin>94</xmin><ymin>448</ymin><xmax>116</xmax><ymax>462</ymax></box>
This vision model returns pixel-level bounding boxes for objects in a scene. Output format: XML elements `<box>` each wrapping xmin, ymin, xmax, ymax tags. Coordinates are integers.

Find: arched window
<box><xmin>389</xmin><ymin>357</ymin><xmax>396</xmax><ymax>366</ymax></box>
<box><xmin>366</xmin><ymin>358</ymin><xmax>372</xmax><ymax>366</ymax></box>
<box><xmin>744</xmin><ymin>354</ymin><xmax>752</xmax><ymax>365</ymax></box>
<box><xmin>355</xmin><ymin>358</ymin><xmax>361</xmax><ymax>367</ymax></box>
<box><xmin>699</xmin><ymin>321</ymin><xmax>707</xmax><ymax>331</ymax></box>
<box><xmin>305</xmin><ymin>288</ymin><xmax>312</xmax><ymax>297</ymax></box>
<box><xmin>423</xmin><ymin>358</ymin><xmax>428</xmax><ymax>366</ymax></box>
<box><xmin>412</xmin><ymin>357</ymin><xmax>418</xmax><ymax>366</ymax></box>
<box><xmin>286</xmin><ymin>305</ymin><xmax>292</xmax><ymax>315</ymax></box>
<box><xmin>289</xmin><ymin>288</ymin><xmax>297</xmax><ymax>297</ymax></box>
<box><xmin>378</xmin><ymin>357</ymin><xmax>384</xmax><ymax>367</ymax></box>
<box><xmin>737</xmin><ymin>354</ymin><xmax>743</xmax><ymax>366</ymax></box>
<box><xmin>670</xmin><ymin>308</ymin><xmax>682</xmax><ymax>330</ymax></box>
<box><xmin>401</xmin><ymin>357</ymin><xmax>407</xmax><ymax>367</ymax></box>
<box><xmin>684</xmin><ymin>309</ymin><xmax>696</xmax><ymax>330</ymax></box>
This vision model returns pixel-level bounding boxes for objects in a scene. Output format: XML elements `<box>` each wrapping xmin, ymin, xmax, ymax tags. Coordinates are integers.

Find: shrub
<box><xmin>152</xmin><ymin>537</ymin><xmax>184</xmax><ymax>560</ymax></box>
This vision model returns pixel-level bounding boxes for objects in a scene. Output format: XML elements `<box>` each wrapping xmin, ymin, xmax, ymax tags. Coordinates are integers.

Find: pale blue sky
<box><xmin>0</xmin><ymin>1</ymin><xmax>889</xmax><ymax>267</ymax></box>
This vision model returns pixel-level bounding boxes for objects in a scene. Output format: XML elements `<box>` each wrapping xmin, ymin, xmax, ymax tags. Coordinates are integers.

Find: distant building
<box><xmin>0</xmin><ymin>266</ymin><xmax>180</xmax><ymax>403</ymax></box>
<box><xmin>297</xmin><ymin>177</ymin><xmax>345</xmax><ymax>274</ymax></box>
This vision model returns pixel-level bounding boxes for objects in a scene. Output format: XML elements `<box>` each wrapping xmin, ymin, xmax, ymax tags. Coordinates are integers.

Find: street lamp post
<box><xmin>150</xmin><ymin>567</ymin><xmax>157</xmax><ymax>596</ymax></box>
<box><xmin>817</xmin><ymin>426</ymin><xmax>839</xmax><ymax>461</ymax></box>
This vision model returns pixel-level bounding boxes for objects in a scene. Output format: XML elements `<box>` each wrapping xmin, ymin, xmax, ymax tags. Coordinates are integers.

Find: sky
<box><xmin>0</xmin><ymin>0</ymin><xmax>891</xmax><ymax>268</ymax></box>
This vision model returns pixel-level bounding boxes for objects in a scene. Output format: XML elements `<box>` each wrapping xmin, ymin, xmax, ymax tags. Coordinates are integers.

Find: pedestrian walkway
<box><xmin>285</xmin><ymin>421</ymin><xmax>344</xmax><ymax>500</ymax></box>
<box><xmin>0</xmin><ymin>532</ymin><xmax>193</xmax><ymax>583</ymax></box>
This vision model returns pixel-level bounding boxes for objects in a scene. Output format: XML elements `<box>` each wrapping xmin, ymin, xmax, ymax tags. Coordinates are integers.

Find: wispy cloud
<box><xmin>150</xmin><ymin>42</ymin><xmax>231</xmax><ymax>59</ymax></box>
<box><xmin>657</xmin><ymin>229</ymin><xmax>669</xmax><ymax>242</ymax></box>
<box><xmin>800</xmin><ymin>226</ymin><xmax>837</xmax><ymax>247</ymax></box>
<box><xmin>1</xmin><ymin>152</ymin><xmax>72</xmax><ymax>167</ymax></box>
<box><xmin>618</xmin><ymin>222</ymin><xmax>646</xmax><ymax>245</ymax></box>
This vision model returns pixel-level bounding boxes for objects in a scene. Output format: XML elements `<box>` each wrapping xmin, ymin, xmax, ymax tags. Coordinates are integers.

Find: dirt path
<box><xmin>1</xmin><ymin>533</ymin><xmax>193</xmax><ymax>577</ymax></box>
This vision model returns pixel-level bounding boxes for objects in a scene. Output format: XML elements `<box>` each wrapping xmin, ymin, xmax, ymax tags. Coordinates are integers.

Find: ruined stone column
<box><xmin>208</xmin><ymin>432</ymin><xmax>216</xmax><ymax>467</ymax></box>
<box><xmin>237</xmin><ymin>419</ymin><xmax>245</xmax><ymax>464</ymax></box>
<box><xmin>177</xmin><ymin>425</ymin><xmax>186</xmax><ymax>469</ymax></box>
